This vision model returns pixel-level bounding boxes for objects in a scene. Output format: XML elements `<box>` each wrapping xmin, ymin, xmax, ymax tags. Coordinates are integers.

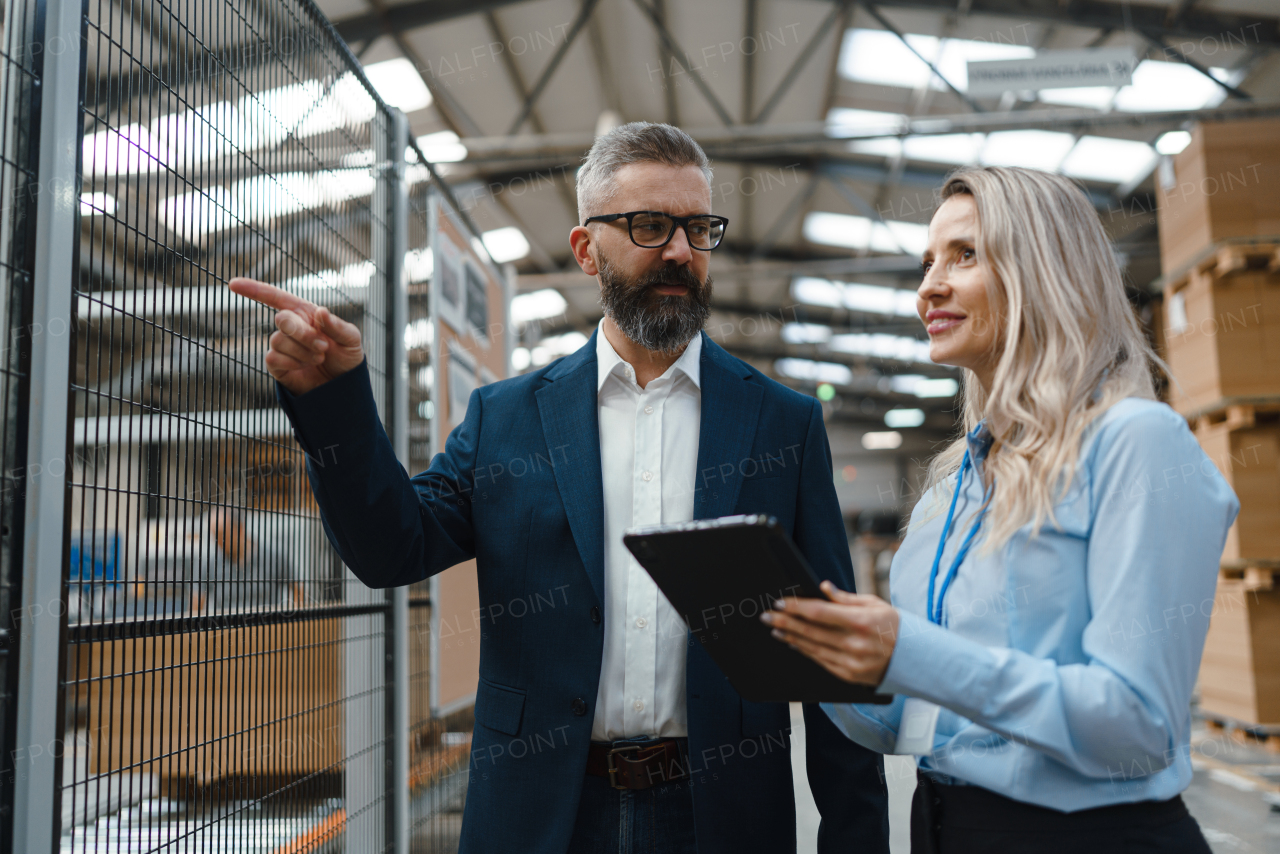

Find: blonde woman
<box><xmin>761</xmin><ymin>166</ymin><xmax>1237</xmax><ymax>853</ymax></box>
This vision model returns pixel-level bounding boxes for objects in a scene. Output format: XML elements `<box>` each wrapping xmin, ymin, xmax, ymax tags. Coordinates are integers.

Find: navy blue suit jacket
<box><xmin>277</xmin><ymin>330</ymin><xmax>889</xmax><ymax>854</ymax></box>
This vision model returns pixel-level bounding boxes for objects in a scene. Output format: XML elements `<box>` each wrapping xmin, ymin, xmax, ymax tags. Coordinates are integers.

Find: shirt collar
<box><xmin>595</xmin><ymin>319</ymin><xmax>702</xmax><ymax>392</ymax></box>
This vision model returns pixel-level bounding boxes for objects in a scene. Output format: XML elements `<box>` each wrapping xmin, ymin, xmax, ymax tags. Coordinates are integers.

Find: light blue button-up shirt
<box><xmin>824</xmin><ymin>398</ymin><xmax>1239</xmax><ymax>811</ymax></box>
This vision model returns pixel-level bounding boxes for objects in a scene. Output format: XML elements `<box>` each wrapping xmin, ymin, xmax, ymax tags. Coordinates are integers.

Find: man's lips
<box><xmin>652</xmin><ymin>283</ymin><xmax>690</xmax><ymax>295</ymax></box>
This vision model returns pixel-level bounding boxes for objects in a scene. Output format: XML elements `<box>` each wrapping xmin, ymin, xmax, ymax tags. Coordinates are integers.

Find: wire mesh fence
<box><xmin>0</xmin><ymin>0</ymin><xmax>485</xmax><ymax>847</ymax></box>
<box><xmin>0</xmin><ymin>0</ymin><xmax>46</xmax><ymax>844</ymax></box>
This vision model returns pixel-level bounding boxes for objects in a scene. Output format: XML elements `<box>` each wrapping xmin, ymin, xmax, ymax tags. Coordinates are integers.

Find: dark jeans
<box><xmin>567</xmin><ymin>771</ymin><xmax>699</xmax><ymax>854</ymax></box>
<box><xmin>911</xmin><ymin>771</ymin><xmax>1212</xmax><ymax>854</ymax></box>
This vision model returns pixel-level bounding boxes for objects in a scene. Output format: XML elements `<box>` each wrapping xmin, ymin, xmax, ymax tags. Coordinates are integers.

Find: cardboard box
<box><xmin>1157</xmin><ymin>118</ymin><xmax>1280</xmax><ymax>277</ymax></box>
<box><xmin>1163</xmin><ymin>254</ymin><xmax>1280</xmax><ymax>415</ymax></box>
<box><xmin>1195</xmin><ymin>413</ymin><xmax>1280</xmax><ymax>562</ymax></box>
<box><xmin>1199</xmin><ymin>577</ymin><xmax>1280</xmax><ymax>725</ymax></box>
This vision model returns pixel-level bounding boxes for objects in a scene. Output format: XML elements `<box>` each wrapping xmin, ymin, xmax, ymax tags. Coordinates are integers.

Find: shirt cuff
<box><xmin>879</xmin><ymin>610</ymin><xmax>993</xmax><ymax>708</ymax></box>
<box><xmin>274</xmin><ymin>360</ymin><xmax>380</xmax><ymax>456</ymax></box>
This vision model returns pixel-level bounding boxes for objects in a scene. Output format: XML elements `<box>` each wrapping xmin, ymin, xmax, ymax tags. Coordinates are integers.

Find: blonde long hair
<box><xmin>921</xmin><ymin>166</ymin><xmax>1164</xmax><ymax>551</ymax></box>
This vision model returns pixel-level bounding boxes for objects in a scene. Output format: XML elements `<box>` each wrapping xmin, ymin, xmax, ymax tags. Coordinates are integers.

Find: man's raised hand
<box><xmin>228</xmin><ymin>278</ymin><xmax>365</xmax><ymax>395</ymax></box>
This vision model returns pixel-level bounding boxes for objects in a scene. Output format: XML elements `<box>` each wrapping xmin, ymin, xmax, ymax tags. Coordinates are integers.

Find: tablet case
<box><xmin>623</xmin><ymin>515</ymin><xmax>892</xmax><ymax>704</ymax></box>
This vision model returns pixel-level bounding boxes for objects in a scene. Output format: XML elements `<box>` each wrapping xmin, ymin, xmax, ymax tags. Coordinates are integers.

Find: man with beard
<box><xmin>228</xmin><ymin>122</ymin><xmax>888</xmax><ymax>854</ymax></box>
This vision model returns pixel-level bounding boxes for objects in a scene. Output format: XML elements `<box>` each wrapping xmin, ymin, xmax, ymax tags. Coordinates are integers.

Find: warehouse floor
<box><xmin>790</xmin><ymin>707</ymin><xmax>1280</xmax><ymax>853</ymax></box>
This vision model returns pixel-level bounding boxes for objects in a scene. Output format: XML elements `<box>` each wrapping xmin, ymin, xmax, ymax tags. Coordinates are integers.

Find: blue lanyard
<box><xmin>926</xmin><ymin>449</ymin><xmax>990</xmax><ymax>626</ymax></box>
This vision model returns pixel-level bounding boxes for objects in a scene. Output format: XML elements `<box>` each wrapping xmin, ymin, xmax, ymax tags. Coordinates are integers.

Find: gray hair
<box><xmin>576</xmin><ymin>122</ymin><xmax>713</xmax><ymax>224</ymax></box>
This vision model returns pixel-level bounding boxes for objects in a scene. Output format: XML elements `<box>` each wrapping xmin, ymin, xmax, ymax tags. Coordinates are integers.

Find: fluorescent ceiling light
<box><xmin>884</xmin><ymin>408</ymin><xmax>926</xmax><ymax>428</ymax></box>
<box><xmin>511</xmin><ymin>288</ymin><xmax>567</xmax><ymax>324</ymax></box>
<box><xmin>1059</xmin><ymin>135</ymin><xmax>1158</xmax><ymax>184</ymax></box>
<box><xmin>414</xmin><ymin>131</ymin><xmax>468</xmax><ymax>163</ymax></box>
<box><xmin>158</xmin><ymin>187</ymin><xmax>245</xmax><ymax>238</ymax></box>
<box><xmin>233</xmin><ymin>169</ymin><xmax>376</xmax><ymax>223</ymax></box>
<box><xmin>1112</xmin><ymin>60</ymin><xmax>1228</xmax><ymax>112</ymax></box>
<box><xmin>781</xmin><ymin>321</ymin><xmax>835</xmax><ymax>344</ymax></box>
<box><xmin>405</xmin><ymin>318</ymin><xmax>433</xmax><ymax>349</ymax></box>
<box><xmin>512</xmin><ymin>347</ymin><xmax>532</xmax><ymax>371</ymax></box>
<box><xmin>804</xmin><ymin>212</ymin><xmax>929</xmax><ymax>255</ymax></box>
<box><xmin>80</xmin><ymin>192</ymin><xmax>116</xmax><ymax>216</ymax></box>
<box><xmin>279</xmin><ymin>260</ymin><xmax>375</xmax><ymax>294</ymax></box>
<box><xmin>363</xmin><ymin>58</ymin><xmax>432</xmax><ymax>113</ymax></box>
<box><xmin>838</xmin><ymin>29</ymin><xmax>1032</xmax><ymax>92</ymax></box>
<box><xmin>83</xmin><ymin>124</ymin><xmax>156</xmax><ymax>176</ymax></box>
<box><xmin>774</xmin><ymin>358</ymin><xmax>854</xmax><ymax>385</ymax></box>
<box><xmin>791</xmin><ymin>279</ymin><xmax>918</xmax><ymax>317</ymax></box>
<box><xmin>481</xmin><ymin>227</ymin><xmax>530</xmax><ymax>263</ymax></box>
<box><xmin>531</xmin><ymin>331</ymin><xmax>588</xmax><ymax>366</ymax></box>
<box><xmin>830</xmin><ymin>332</ymin><xmax>933</xmax><ymax>364</ymax></box>
<box><xmin>862</xmin><ymin>430</ymin><xmax>903</xmax><ymax>450</ymax></box>
<box><xmin>980</xmin><ymin>130</ymin><xmax>1076</xmax><ymax>170</ymax></box>
<box><xmin>404</xmin><ymin>247</ymin><xmax>433</xmax><ymax>283</ymax></box>
<box><xmin>890</xmin><ymin>375</ymin><xmax>958</xmax><ymax>397</ymax></box>
<box><xmin>1155</xmin><ymin>130</ymin><xmax>1192</xmax><ymax>155</ymax></box>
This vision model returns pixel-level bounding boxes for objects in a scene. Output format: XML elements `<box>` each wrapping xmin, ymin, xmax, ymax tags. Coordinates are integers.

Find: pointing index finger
<box><xmin>229</xmin><ymin>277</ymin><xmax>315</xmax><ymax>315</ymax></box>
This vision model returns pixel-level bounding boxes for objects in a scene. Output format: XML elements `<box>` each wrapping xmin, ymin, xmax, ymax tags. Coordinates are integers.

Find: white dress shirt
<box><xmin>592</xmin><ymin>322</ymin><xmax>702</xmax><ymax>741</ymax></box>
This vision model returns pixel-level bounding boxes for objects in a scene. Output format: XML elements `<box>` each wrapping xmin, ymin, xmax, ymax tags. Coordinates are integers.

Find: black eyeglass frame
<box><xmin>583</xmin><ymin>210</ymin><xmax>730</xmax><ymax>250</ymax></box>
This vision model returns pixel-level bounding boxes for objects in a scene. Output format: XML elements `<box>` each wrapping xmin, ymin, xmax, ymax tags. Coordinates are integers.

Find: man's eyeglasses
<box><xmin>584</xmin><ymin>211</ymin><xmax>729</xmax><ymax>251</ymax></box>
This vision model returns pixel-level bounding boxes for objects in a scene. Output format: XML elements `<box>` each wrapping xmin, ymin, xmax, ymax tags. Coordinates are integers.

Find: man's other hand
<box><xmin>228</xmin><ymin>278</ymin><xmax>365</xmax><ymax>395</ymax></box>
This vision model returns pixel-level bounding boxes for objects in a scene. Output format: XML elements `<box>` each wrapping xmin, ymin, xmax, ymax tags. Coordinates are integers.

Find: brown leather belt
<box><xmin>585</xmin><ymin>739</ymin><xmax>689</xmax><ymax>790</ymax></box>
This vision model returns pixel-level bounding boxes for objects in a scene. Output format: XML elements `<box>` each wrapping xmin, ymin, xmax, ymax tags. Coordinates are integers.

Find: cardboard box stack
<box><xmin>1156</xmin><ymin>117</ymin><xmax>1280</xmax><ymax>728</ymax></box>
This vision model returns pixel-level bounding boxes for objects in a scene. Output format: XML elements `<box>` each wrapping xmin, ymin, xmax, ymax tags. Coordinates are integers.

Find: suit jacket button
<box><xmin>571</xmin><ymin>697</ymin><xmax>587</xmax><ymax>716</ymax></box>
<box><xmin>590</xmin><ymin>606</ymin><xmax>601</xmax><ymax>624</ymax></box>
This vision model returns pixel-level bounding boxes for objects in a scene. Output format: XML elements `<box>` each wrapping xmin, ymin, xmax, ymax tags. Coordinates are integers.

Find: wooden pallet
<box><xmin>1185</xmin><ymin>396</ymin><xmax>1280</xmax><ymax>429</ymax></box>
<box><xmin>1160</xmin><ymin>238</ymin><xmax>1280</xmax><ymax>294</ymax></box>
<box><xmin>1221</xmin><ymin>559</ymin><xmax>1280</xmax><ymax>591</ymax></box>
<box><xmin>1202</xmin><ymin>716</ymin><xmax>1280</xmax><ymax>753</ymax></box>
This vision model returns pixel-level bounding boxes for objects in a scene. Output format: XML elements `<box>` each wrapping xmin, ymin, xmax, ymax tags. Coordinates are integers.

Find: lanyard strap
<box><xmin>926</xmin><ymin>450</ymin><xmax>990</xmax><ymax>626</ymax></box>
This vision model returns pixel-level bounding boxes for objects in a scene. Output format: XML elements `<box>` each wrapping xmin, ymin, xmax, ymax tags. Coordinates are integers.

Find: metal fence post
<box><xmin>12</xmin><ymin>0</ymin><xmax>83</xmax><ymax>846</ymax></box>
<box><xmin>383</xmin><ymin>108</ymin><xmax>411</xmax><ymax>854</ymax></box>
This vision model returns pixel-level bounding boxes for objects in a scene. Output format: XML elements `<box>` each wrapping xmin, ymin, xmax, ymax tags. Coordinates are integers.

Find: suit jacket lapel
<box><xmin>695</xmin><ymin>333</ymin><xmax>764</xmax><ymax>520</ymax></box>
<box><xmin>535</xmin><ymin>333</ymin><xmax>606</xmax><ymax>607</ymax></box>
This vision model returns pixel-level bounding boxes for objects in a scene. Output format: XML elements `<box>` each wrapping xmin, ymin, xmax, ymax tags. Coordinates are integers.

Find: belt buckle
<box><xmin>606</xmin><ymin>744</ymin><xmax>642</xmax><ymax>790</ymax></box>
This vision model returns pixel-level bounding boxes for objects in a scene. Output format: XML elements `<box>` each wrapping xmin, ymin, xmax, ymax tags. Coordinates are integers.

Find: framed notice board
<box><xmin>427</xmin><ymin>195</ymin><xmax>511</xmax><ymax>716</ymax></box>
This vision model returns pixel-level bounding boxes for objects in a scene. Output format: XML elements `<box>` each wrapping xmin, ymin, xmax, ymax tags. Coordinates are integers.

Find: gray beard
<box><xmin>597</xmin><ymin>257</ymin><xmax>713</xmax><ymax>354</ymax></box>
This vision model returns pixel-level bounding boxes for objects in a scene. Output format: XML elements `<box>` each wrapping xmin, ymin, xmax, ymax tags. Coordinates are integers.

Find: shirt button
<box><xmin>636</xmin><ymin>617</ymin><xmax>648</xmax><ymax>629</ymax></box>
<box><xmin>571</xmin><ymin>697</ymin><xmax>587</xmax><ymax>716</ymax></box>
<box><xmin>590</xmin><ymin>606</ymin><xmax>601</xmax><ymax>624</ymax></box>
<box><xmin>633</xmin><ymin>700</ymin><xmax>644</xmax><ymax>712</ymax></box>
<box><xmin>644</xmin><ymin>405</ymin><xmax>653</xmax><ymax>414</ymax></box>
<box><xmin>641</xmin><ymin>471</ymin><xmax>653</xmax><ymax>482</ymax></box>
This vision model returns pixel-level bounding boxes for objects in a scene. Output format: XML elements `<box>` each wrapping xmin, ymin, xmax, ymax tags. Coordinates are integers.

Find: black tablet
<box><xmin>623</xmin><ymin>515</ymin><xmax>891</xmax><ymax>704</ymax></box>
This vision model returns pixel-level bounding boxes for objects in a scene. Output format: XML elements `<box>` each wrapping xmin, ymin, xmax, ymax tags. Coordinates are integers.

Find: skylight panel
<box><xmin>362</xmin><ymin>58</ymin><xmax>432</xmax><ymax>113</ymax></box>
<box><xmin>415</xmin><ymin>131</ymin><xmax>468</xmax><ymax>163</ymax></box>
<box><xmin>827</xmin><ymin>107</ymin><xmax>906</xmax><ymax>136</ymax></box>
<box><xmin>838</xmin><ymin>28</ymin><xmax>1032</xmax><ymax>92</ymax></box>
<box><xmin>1037</xmin><ymin>86</ymin><xmax>1117</xmax><ymax>110</ymax></box>
<box><xmin>980</xmin><ymin>130</ymin><xmax>1076</xmax><ymax>170</ymax></box>
<box><xmin>1111</xmin><ymin>60</ymin><xmax>1228</xmax><ymax>112</ymax></box>
<box><xmin>1059</xmin><ymin>136</ymin><xmax>1158</xmax><ymax>184</ymax></box>
<box><xmin>902</xmin><ymin>133</ymin><xmax>985</xmax><ymax>165</ymax></box>
<box><xmin>404</xmin><ymin>247</ymin><xmax>433</xmax><ymax>283</ymax></box>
